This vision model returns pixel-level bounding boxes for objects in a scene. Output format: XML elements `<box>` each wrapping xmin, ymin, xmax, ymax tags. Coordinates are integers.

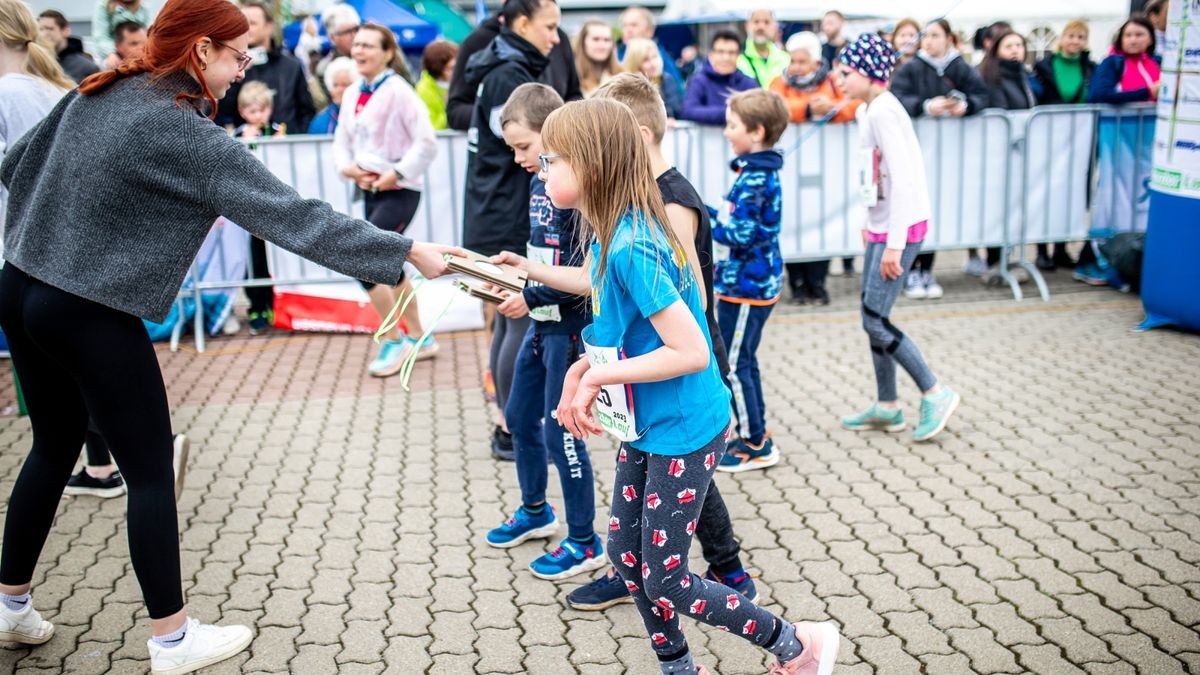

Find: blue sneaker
<box><xmin>486</xmin><ymin>505</ymin><xmax>559</xmax><ymax>549</ymax></box>
<box><xmin>529</xmin><ymin>535</ymin><xmax>608</xmax><ymax>581</ymax></box>
<box><xmin>703</xmin><ymin>568</ymin><xmax>758</xmax><ymax>603</ymax></box>
<box><xmin>1072</xmin><ymin>263</ymin><xmax>1109</xmax><ymax>286</ymax></box>
<box><xmin>717</xmin><ymin>433</ymin><xmax>780</xmax><ymax>473</ymax></box>
<box><xmin>567</xmin><ymin>570</ymin><xmax>634</xmax><ymax>611</ymax></box>
<box><xmin>368</xmin><ymin>338</ymin><xmax>410</xmax><ymax>378</ymax></box>
<box><xmin>913</xmin><ymin>387</ymin><xmax>961</xmax><ymax>442</ymax></box>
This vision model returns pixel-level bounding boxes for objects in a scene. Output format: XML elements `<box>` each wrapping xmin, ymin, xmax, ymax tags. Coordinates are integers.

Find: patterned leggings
<box><xmin>607</xmin><ymin>431</ymin><xmax>785</xmax><ymax>656</ymax></box>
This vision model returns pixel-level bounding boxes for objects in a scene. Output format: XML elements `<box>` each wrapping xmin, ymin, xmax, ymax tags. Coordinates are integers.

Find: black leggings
<box><xmin>0</xmin><ymin>265</ymin><xmax>182</xmax><ymax>619</ymax></box>
<box><xmin>359</xmin><ymin>189</ymin><xmax>421</xmax><ymax>290</ymax></box>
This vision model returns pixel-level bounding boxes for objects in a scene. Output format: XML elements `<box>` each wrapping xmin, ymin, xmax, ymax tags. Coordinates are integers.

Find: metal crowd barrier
<box><xmin>171</xmin><ymin>103</ymin><xmax>1155</xmax><ymax>350</ymax></box>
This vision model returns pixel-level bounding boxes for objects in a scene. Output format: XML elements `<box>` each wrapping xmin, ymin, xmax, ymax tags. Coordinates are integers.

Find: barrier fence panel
<box><xmin>172</xmin><ymin>105</ymin><xmax>1156</xmax><ymax>349</ymax></box>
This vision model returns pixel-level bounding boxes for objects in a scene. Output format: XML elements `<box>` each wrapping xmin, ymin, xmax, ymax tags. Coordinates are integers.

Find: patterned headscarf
<box><xmin>838</xmin><ymin>32</ymin><xmax>899</xmax><ymax>85</ymax></box>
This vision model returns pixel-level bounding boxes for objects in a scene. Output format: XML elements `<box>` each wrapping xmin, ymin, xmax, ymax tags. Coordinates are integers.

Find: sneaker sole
<box><xmin>173</xmin><ymin>434</ymin><xmax>191</xmax><ymax>503</ymax></box>
<box><xmin>913</xmin><ymin>392</ymin><xmax>961</xmax><ymax>442</ymax></box>
<box><xmin>411</xmin><ymin>344</ymin><xmax>439</xmax><ymax>362</ymax></box>
<box><xmin>529</xmin><ymin>552</ymin><xmax>610</xmax><ymax>581</ymax></box>
<box><xmin>369</xmin><ymin>358</ymin><xmax>407</xmax><ymax>378</ymax></box>
<box><xmin>485</xmin><ymin>520</ymin><xmax>561</xmax><ymax>549</ymax></box>
<box><xmin>63</xmin><ymin>485</ymin><xmax>127</xmax><ymax>498</ymax></box>
<box><xmin>0</xmin><ymin>625</ymin><xmax>54</xmax><ymax>645</ymax></box>
<box><xmin>716</xmin><ymin>450</ymin><xmax>780</xmax><ymax>473</ymax></box>
<box><xmin>150</xmin><ymin>630</ymin><xmax>253</xmax><ymax>675</ymax></box>
<box><xmin>567</xmin><ymin>593</ymin><xmax>634</xmax><ymax>611</ymax></box>
<box><xmin>841</xmin><ymin>421</ymin><xmax>906</xmax><ymax>433</ymax></box>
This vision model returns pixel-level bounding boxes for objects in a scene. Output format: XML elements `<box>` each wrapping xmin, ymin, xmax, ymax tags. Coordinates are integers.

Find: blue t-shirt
<box><xmin>587</xmin><ymin>212</ymin><xmax>731</xmax><ymax>455</ymax></box>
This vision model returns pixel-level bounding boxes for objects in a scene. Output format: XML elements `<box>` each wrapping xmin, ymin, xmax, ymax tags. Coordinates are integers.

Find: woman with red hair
<box><xmin>0</xmin><ymin>0</ymin><xmax>457</xmax><ymax>670</ymax></box>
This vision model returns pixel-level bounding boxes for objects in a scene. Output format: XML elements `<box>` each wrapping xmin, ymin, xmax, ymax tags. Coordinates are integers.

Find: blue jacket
<box><xmin>1087</xmin><ymin>53</ymin><xmax>1160</xmax><ymax>104</ymax></box>
<box><xmin>712</xmin><ymin>150</ymin><xmax>784</xmax><ymax>302</ymax></box>
<box><xmin>679</xmin><ymin>59</ymin><xmax>759</xmax><ymax>125</ymax></box>
<box><xmin>307</xmin><ymin>104</ymin><xmax>339</xmax><ymax>135</ymax></box>
<box><xmin>524</xmin><ymin>175</ymin><xmax>589</xmax><ymax>334</ymax></box>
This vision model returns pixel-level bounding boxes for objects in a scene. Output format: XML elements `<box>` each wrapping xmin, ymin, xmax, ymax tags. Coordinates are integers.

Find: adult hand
<box><xmin>950</xmin><ymin>101</ymin><xmax>968</xmax><ymax>117</ymax></box>
<box><xmin>497</xmin><ymin>291</ymin><xmax>530</xmax><ymax>319</ymax></box>
<box><xmin>356</xmin><ymin>174</ymin><xmax>379</xmax><ymax>191</ymax></box>
<box><xmin>880</xmin><ymin>247</ymin><xmax>904</xmax><ymax>280</ymax></box>
<box><xmin>342</xmin><ymin>165</ymin><xmax>367</xmax><ymax>179</ymax></box>
<box><xmin>407</xmin><ymin>242</ymin><xmax>466</xmax><ymax>279</ymax></box>
<box><xmin>371</xmin><ymin>170</ymin><xmax>401</xmax><ymax>192</ymax></box>
<box><xmin>809</xmin><ymin>95</ymin><xmax>836</xmax><ymax>118</ymax></box>
<box><xmin>1149</xmin><ymin>81</ymin><xmax>1162</xmax><ymax>99</ymax></box>
<box><xmin>927</xmin><ymin>97</ymin><xmax>951</xmax><ymax>115</ymax></box>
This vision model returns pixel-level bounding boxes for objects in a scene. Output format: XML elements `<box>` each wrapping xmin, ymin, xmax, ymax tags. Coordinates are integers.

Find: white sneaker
<box><xmin>903</xmin><ymin>272</ymin><xmax>927</xmax><ymax>299</ymax></box>
<box><xmin>172</xmin><ymin>434</ymin><xmax>191</xmax><ymax>502</ymax></box>
<box><xmin>0</xmin><ymin>602</ymin><xmax>54</xmax><ymax>645</ymax></box>
<box><xmin>923</xmin><ymin>272</ymin><xmax>944</xmax><ymax>299</ymax></box>
<box><xmin>962</xmin><ymin>256</ymin><xmax>987</xmax><ymax>277</ymax></box>
<box><xmin>147</xmin><ymin>618</ymin><xmax>253</xmax><ymax>675</ymax></box>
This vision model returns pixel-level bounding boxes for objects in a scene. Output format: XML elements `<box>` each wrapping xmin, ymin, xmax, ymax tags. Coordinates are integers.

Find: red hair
<box><xmin>78</xmin><ymin>0</ymin><xmax>248</xmax><ymax>117</ymax></box>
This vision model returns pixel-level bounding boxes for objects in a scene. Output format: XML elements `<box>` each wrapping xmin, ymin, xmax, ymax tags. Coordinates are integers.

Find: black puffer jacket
<box><xmin>461</xmin><ymin>30</ymin><xmax>549</xmax><ymax>257</ymax></box>
<box><xmin>58</xmin><ymin>37</ymin><xmax>99</xmax><ymax>84</ymax></box>
<box><xmin>1031</xmin><ymin>52</ymin><xmax>1095</xmax><ymax>104</ymax></box>
<box><xmin>889</xmin><ymin>50</ymin><xmax>990</xmax><ymax>117</ymax></box>
<box><xmin>980</xmin><ymin>60</ymin><xmax>1035</xmax><ymax>110</ymax></box>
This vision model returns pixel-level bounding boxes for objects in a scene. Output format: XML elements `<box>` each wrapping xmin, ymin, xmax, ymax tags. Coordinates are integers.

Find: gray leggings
<box><xmin>862</xmin><ymin>242</ymin><xmax>938</xmax><ymax>402</ymax></box>
<box><xmin>489</xmin><ymin>314</ymin><xmax>531</xmax><ymax>414</ymax></box>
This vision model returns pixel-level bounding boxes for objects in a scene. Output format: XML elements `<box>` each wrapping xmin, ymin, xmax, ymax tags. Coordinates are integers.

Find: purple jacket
<box><xmin>680</xmin><ymin>59</ymin><xmax>759</xmax><ymax>125</ymax></box>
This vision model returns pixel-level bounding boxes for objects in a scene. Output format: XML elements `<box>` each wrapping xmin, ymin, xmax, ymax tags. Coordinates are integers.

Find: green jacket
<box><xmin>92</xmin><ymin>0</ymin><xmax>152</xmax><ymax>60</ymax></box>
<box><xmin>415</xmin><ymin>71</ymin><xmax>449</xmax><ymax>131</ymax></box>
<box><xmin>737</xmin><ymin>42</ymin><xmax>789</xmax><ymax>88</ymax></box>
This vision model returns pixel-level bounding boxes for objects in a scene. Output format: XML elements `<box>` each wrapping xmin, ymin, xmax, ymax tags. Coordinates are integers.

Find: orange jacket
<box><xmin>770</xmin><ymin>75</ymin><xmax>861</xmax><ymax>124</ymax></box>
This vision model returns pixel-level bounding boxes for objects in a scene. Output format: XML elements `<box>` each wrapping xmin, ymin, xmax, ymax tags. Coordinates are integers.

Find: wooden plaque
<box><xmin>456</xmin><ymin>280</ymin><xmax>507</xmax><ymax>305</ymax></box>
<box><xmin>445</xmin><ymin>250</ymin><xmax>527</xmax><ymax>294</ymax></box>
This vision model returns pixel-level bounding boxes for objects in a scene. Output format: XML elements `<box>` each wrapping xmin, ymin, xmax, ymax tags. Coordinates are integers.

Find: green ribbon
<box><xmin>371</xmin><ymin>276</ymin><xmax>458</xmax><ymax>391</ymax></box>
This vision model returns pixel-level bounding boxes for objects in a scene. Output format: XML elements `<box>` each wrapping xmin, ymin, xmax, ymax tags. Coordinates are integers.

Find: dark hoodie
<box><xmin>981</xmin><ymin>60</ymin><xmax>1035</xmax><ymax>110</ymax></box>
<box><xmin>58</xmin><ymin>37</ymin><xmax>99</xmax><ymax>84</ymax></box>
<box><xmin>445</xmin><ymin>17</ymin><xmax>581</xmax><ymax>132</ymax></box>
<box><xmin>217</xmin><ymin>44</ymin><xmax>315</xmax><ymax>133</ymax></box>
<box><xmin>679</xmin><ymin>59</ymin><xmax>759</xmax><ymax>125</ymax></box>
<box><xmin>462</xmin><ymin>30</ymin><xmax>549</xmax><ymax>257</ymax></box>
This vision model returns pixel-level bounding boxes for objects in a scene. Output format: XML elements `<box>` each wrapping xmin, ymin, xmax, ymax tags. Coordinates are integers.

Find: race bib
<box><xmin>526</xmin><ymin>244</ymin><xmax>561</xmax><ymax>323</ymax></box>
<box><xmin>581</xmin><ymin>326</ymin><xmax>639</xmax><ymax>442</ymax></box>
<box><xmin>858</xmin><ymin>147</ymin><xmax>881</xmax><ymax>207</ymax></box>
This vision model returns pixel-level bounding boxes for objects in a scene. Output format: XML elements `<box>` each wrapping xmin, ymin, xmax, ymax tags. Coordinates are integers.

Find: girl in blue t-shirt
<box><xmin>493</xmin><ymin>98</ymin><xmax>839</xmax><ymax>675</ymax></box>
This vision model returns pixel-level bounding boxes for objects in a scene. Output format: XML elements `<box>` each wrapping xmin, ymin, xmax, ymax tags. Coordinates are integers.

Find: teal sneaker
<box><xmin>529</xmin><ymin>535</ymin><xmax>608</xmax><ymax>580</ymax></box>
<box><xmin>841</xmin><ymin>405</ymin><xmax>906</xmax><ymax>432</ymax></box>
<box><xmin>486</xmin><ymin>505</ymin><xmax>559</xmax><ymax>549</ymax></box>
<box><xmin>717</xmin><ymin>434</ymin><xmax>780</xmax><ymax>473</ymax></box>
<box><xmin>913</xmin><ymin>387</ymin><xmax>961</xmax><ymax>442</ymax></box>
<box><xmin>368</xmin><ymin>338</ymin><xmax>410</xmax><ymax>378</ymax></box>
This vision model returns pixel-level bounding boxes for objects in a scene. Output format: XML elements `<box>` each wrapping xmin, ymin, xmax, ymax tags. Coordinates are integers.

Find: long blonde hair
<box><xmin>0</xmin><ymin>0</ymin><xmax>73</xmax><ymax>91</ymax></box>
<box><xmin>573</xmin><ymin>20</ymin><xmax>619</xmax><ymax>95</ymax></box>
<box><xmin>621</xmin><ymin>38</ymin><xmax>661</xmax><ymax>87</ymax></box>
<box><xmin>541</xmin><ymin>98</ymin><xmax>686</xmax><ymax>289</ymax></box>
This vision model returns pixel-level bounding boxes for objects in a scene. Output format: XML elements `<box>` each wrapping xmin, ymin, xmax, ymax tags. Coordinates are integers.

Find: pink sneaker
<box><xmin>767</xmin><ymin>621</ymin><xmax>840</xmax><ymax>675</ymax></box>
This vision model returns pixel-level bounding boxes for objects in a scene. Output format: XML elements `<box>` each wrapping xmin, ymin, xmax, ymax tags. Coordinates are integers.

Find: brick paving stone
<box><xmin>855</xmin><ymin>635</ymin><xmax>922</xmax><ymax>673</ymax></box>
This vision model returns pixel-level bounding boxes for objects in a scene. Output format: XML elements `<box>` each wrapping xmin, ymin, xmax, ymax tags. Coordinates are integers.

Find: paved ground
<box><xmin>0</xmin><ymin>261</ymin><xmax>1197</xmax><ymax>674</ymax></box>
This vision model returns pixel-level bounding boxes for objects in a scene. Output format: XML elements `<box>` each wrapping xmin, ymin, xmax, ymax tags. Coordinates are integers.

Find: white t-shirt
<box><xmin>0</xmin><ymin>75</ymin><xmax>66</xmax><ymax>246</ymax></box>
<box><xmin>858</xmin><ymin>90</ymin><xmax>932</xmax><ymax>249</ymax></box>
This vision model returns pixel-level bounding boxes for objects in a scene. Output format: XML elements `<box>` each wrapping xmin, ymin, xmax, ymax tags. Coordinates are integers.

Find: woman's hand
<box><xmin>949</xmin><ymin>100</ymin><xmax>968</xmax><ymax>117</ymax></box>
<box><xmin>407</xmin><ymin>242</ymin><xmax>466</xmax><ymax>279</ymax></box>
<box><xmin>496</xmin><ymin>291</ymin><xmax>530</xmax><ymax>319</ymax></box>
<box><xmin>809</xmin><ymin>95</ymin><xmax>836</xmax><ymax>118</ymax></box>
<box><xmin>371</xmin><ymin>169</ymin><xmax>401</xmax><ymax>192</ymax></box>
<box><xmin>1149</xmin><ymin>80</ymin><xmax>1162</xmax><ymax>99</ymax></box>
<box><xmin>880</xmin><ymin>247</ymin><xmax>905</xmax><ymax>280</ymax></box>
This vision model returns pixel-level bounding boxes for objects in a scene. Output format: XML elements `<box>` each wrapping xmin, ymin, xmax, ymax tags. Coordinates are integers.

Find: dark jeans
<box><xmin>912</xmin><ymin>251</ymin><xmax>935</xmax><ymax>273</ymax></box>
<box><xmin>718</xmin><ymin>300</ymin><xmax>774</xmax><ymax>445</ymax></box>
<box><xmin>0</xmin><ymin>265</ymin><xmax>182</xmax><ymax>618</ymax></box>
<box><xmin>785</xmin><ymin>260</ymin><xmax>829</xmax><ymax>297</ymax></box>
<box><xmin>505</xmin><ymin>330</ymin><xmax>595</xmax><ymax>540</ymax></box>
<box><xmin>246</xmin><ymin>236</ymin><xmax>273</xmax><ymax>315</ymax></box>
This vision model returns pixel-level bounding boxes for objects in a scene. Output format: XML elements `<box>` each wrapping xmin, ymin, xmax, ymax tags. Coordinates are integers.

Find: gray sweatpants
<box><xmin>861</xmin><ymin>242</ymin><xmax>938</xmax><ymax>401</ymax></box>
<box><xmin>489</xmin><ymin>314</ymin><xmax>531</xmax><ymax>414</ymax></box>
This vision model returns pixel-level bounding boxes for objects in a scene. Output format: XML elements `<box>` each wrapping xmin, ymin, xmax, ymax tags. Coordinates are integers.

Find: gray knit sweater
<box><xmin>0</xmin><ymin>71</ymin><xmax>413</xmax><ymax>323</ymax></box>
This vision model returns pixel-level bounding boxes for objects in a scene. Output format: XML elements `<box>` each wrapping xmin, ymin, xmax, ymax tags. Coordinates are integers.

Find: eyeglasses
<box><xmin>332</xmin><ymin>25</ymin><xmax>361</xmax><ymax>38</ymax></box>
<box><xmin>215</xmin><ymin>41</ymin><xmax>253</xmax><ymax>71</ymax></box>
<box><xmin>538</xmin><ymin>153</ymin><xmax>559</xmax><ymax>173</ymax></box>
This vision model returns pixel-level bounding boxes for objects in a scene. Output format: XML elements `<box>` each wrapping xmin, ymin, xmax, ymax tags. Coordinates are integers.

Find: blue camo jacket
<box><xmin>712</xmin><ymin>150</ymin><xmax>784</xmax><ymax>302</ymax></box>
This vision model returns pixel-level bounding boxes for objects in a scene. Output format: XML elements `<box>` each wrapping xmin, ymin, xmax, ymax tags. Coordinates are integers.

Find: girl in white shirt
<box><xmin>834</xmin><ymin>33</ymin><xmax>960</xmax><ymax>443</ymax></box>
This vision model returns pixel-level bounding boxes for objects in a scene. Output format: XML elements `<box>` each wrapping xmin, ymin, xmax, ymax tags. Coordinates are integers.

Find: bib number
<box><xmin>526</xmin><ymin>244</ymin><xmax>561</xmax><ymax>322</ymax></box>
<box><xmin>858</xmin><ymin>147</ymin><xmax>881</xmax><ymax>207</ymax></box>
<box><xmin>581</xmin><ymin>326</ymin><xmax>639</xmax><ymax>442</ymax></box>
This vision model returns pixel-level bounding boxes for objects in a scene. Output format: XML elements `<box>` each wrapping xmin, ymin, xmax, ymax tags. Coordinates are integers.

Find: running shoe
<box><xmin>486</xmin><ymin>505</ymin><xmax>559</xmax><ymax>548</ymax></box>
<box><xmin>841</xmin><ymin>405</ymin><xmax>905</xmax><ymax>433</ymax></box>
<box><xmin>566</xmin><ymin>570</ymin><xmax>633</xmax><ymax>611</ymax></box>
<box><xmin>147</xmin><ymin>618</ymin><xmax>253</xmax><ymax>675</ymax></box>
<box><xmin>717</xmin><ymin>434</ymin><xmax>780</xmax><ymax>473</ymax></box>
<box><xmin>529</xmin><ymin>535</ymin><xmax>607</xmax><ymax>580</ymax></box>
<box><xmin>64</xmin><ymin>469</ymin><xmax>126</xmax><ymax>498</ymax></box>
<box><xmin>913</xmin><ymin>387</ymin><xmax>961</xmax><ymax>442</ymax></box>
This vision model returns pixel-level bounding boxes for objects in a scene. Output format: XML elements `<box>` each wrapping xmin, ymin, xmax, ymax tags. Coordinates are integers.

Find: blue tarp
<box><xmin>282</xmin><ymin>0</ymin><xmax>439</xmax><ymax>52</ymax></box>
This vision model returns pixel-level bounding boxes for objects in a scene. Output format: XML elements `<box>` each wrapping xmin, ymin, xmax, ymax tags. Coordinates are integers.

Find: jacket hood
<box><xmin>916</xmin><ymin>47</ymin><xmax>962</xmax><ymax>76</ymax></box>
<box><xmin>464</xmin><ymin>30</ymin><xmax>549</xmax><ymax>89</ymax></box>
<box><xmin>731</xmin><ymin>149</ymin><xmax>784</xmax><ymax>173</ymax></box>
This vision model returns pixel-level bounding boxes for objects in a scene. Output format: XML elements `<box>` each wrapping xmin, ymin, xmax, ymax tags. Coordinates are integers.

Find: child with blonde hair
<box><xmin>234</xmin><ymin>81</ymin><xmax>285</xmax><ymax>138</ymax></box>
<box><xmin>493</xmin><ymin>98</ymin><xmax>838</xmax><ymax>675</ymax></box>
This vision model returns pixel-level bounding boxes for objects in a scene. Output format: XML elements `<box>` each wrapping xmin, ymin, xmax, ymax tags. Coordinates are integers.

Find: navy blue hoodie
<box><xmin>524</xmin><ymin>176</ymin><xmax>589</xmax><ymax>335</ymax></box>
